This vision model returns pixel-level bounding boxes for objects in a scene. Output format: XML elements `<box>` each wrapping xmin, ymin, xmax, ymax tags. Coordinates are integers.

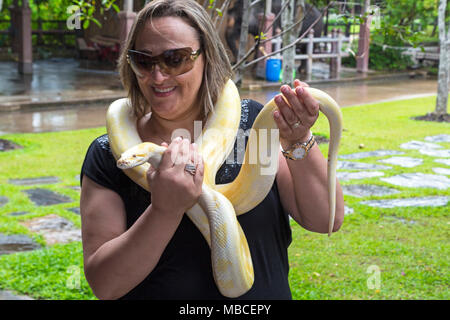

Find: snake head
<box><xmin>117</xmin><ymin>143</ymin><xmax>153</xmax><ymax>169</ymax></box>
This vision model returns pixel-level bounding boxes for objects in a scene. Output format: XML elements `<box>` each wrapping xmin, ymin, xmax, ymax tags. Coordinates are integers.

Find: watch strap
<box><xmin>281</xmin><ymin>134</ymin><xmax>316</xmax><ymax>160</ymax></box>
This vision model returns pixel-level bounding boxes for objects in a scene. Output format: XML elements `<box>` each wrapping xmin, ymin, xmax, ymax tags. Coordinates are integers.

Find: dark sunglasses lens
<box><xmin>163</xmin><ymin>49</ymin><xmax>195</xmax><ymax>75</ymax></box>
<box><xmin>130</xmin><ymin>52</ymin><xmax>153</xmax><ymax>69</ymax></box>
<box><xmin>163</xmin><ymin>49</ymin><xmax>187</xmax><ymax>67</ymax></box>
<box><xmin>128</xmin><ymin>48</ymin><xmax>198</xmax><ymax>76</ymax></box>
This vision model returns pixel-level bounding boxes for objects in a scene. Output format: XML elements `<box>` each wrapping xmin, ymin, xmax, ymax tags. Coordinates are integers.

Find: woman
<box><xmin>80</xmin><ymin>0</ymin><xmax>344</xmax><ymax>300</ymax></box>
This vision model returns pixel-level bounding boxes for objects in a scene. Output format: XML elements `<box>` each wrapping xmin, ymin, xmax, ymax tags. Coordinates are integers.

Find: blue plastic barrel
<box><xmin>266</xmin><ymin>59</ymin><xmax>282</xmax><ymax>82</ymax></box>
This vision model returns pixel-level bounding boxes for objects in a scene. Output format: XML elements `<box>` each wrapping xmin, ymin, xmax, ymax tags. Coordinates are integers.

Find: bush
<box><xmin>368</xmin><ymin>43</ymin><xmax>413</xmax><ymax>71</ymax></box>
<box><xmin>342</xmin><ymin>42</ymin><xmax>414</xmax><ymax>71</ymax></box>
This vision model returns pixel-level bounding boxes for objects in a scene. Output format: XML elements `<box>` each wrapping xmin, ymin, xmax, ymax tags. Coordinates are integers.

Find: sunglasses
<box><xmin>127</xmin><ymin>47</ymin><xmax>202</xmax><ymax>77</ymax></box>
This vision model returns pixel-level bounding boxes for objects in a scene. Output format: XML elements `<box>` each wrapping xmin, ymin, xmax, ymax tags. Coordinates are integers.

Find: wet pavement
<box><xmin>0</xmin><ymin>58</ymin><xmax>442</xmax><ymax>134</ymax></box>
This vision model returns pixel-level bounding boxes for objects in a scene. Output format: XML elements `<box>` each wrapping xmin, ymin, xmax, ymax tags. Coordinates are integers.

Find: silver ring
<box><xmin>184</xmin><ymin>163</ymin><xmax>196</xmax><ymax>176</ymax></box>
<box><xmin>291</xmin><ymin>120</ymin><xmax>302</xmax><ymax>129</ymax></box>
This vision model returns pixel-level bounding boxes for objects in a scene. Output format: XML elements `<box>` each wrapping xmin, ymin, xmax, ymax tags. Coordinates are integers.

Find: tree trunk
<box><xmin>435</xmin><ymin>0</ymin><xmax>449</xmax><ymax>115</ymax></box>
<box><xmin>235</xmin><ymin>0</ymin><xmax>251</xmax><ymax>88</ymax></box>
<box><xmin>281</xmin><ymin>0</ymin><xmax>296</xmax><ymax>85</ymax></box>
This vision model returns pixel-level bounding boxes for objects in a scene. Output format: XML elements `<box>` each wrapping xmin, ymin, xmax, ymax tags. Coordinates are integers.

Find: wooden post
<box><xmin>337</xmin><ymin>28</ymin><xmax>342</xmax><ymax>75</ymax></box>
<box><xmin>9</xmin><ymin>0</ymin><xmax>19</xmax><ymax>54</ymax></box>
<box><xmin>17</xmin><ymin>0</ymin><xmax>33</xmax><ymax>74</ymax></box>
<box><xmin>330</xmin><ymin>28</ymin><xmax>337</xmax><ymax>78</ymax></box>
<box><xmin>118</xmin><ymin>0</ymin><xmax>137</xmax><ymax>47</ymax></box>
<box><xmin>306</xmin><ymin>29</ymin><xmax>314</xmax><ymax>77</ymax></box>
<box><xmin>356</xmin><ymin>0</ymin><xmax>371</xmax><ymax>73</ymax></box>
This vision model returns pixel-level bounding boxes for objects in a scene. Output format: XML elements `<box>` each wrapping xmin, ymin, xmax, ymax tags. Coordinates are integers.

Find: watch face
<box><xmin>292</xmin><ymin>147</ymin><xmax>306</xmax><ymax>159</ymax></box>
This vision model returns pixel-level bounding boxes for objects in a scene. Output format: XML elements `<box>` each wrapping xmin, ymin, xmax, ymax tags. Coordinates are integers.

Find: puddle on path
<box><xmin>0</xmin><ymin>78</ymin><xmax>441</xmax><ymax>134</ymax></box>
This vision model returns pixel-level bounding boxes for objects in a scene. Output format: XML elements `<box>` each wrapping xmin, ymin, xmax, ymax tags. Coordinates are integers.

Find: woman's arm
<box><xmin>273</xmin><ymin>81</ymin><xmax>344</xmax><ymax>233</ymax></box>
<box><xmin>80</xmin><ymin>138</ymin><xmax>204</xmax><ymax>300</ymax></box>
<box><xmin>80</xmin><ymin>176</ymin><xmax>185</xmax><ymax>300</ymax></box>
<box><xmin>277</xmin><ymin>148</ymin><xmax>344</xmax><ymax>233</ymax></box>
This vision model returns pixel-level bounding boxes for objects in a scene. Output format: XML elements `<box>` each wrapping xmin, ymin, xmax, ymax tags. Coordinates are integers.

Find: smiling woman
<box><xmin>118</xmin><ymin>0</ymin><xmax>232</xmax><ymax>122</ymax></box>
<box><xmin>79</xmin><ymin>0</ymin><xmax>344</xmax><ymax>300</ymax></box>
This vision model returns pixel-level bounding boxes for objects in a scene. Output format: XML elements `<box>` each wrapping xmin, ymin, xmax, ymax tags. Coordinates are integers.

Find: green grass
<box><xmin>0</xmin><ymin>94</ymin><xmax>449</xmax><ymax>300</ymax></box>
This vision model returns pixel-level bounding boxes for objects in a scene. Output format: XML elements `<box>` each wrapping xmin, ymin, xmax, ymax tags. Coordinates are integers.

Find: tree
<box><xmin>435</xmin><ymin>0</ymin><xmax>449</xmax><ymax>116</ymax></box>
<box><xmin>232</xmin><ymin>0</ymin><xmax>329</xmax><ymax>87</ymax></box>
<box><xmin>281</xmin><ymin>0</ymin><xmax>299</xmax><ymax>84</ymax></box>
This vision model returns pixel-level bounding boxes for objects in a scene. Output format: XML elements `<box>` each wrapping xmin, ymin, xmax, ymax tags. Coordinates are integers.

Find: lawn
<box><xmin>0</xmin><ymin>94</ymin><xmax>448</xmax><ymax>300</ymax></box>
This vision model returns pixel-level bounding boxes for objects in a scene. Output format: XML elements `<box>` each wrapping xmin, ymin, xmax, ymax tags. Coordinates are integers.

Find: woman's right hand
<box><xmin>146</xmin><ymin>137</ymin><xmax>204</xmax><ymax>218</ymax></box>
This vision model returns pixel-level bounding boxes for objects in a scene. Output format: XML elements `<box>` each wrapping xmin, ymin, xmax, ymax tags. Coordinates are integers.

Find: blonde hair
<box><xmin>118</xmin><ymin>0</ymin><xmax>233</xmax><ymax>118</ymax></box>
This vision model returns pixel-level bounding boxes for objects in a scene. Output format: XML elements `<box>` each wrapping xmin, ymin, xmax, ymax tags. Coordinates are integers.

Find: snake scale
<box><xmin>106</xmin><ymin>79</ymin><xmax>343</xmax><ymax>298</ymax></box>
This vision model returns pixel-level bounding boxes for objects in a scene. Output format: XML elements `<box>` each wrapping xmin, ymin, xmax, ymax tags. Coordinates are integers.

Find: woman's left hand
<box><xmin>273</xmin><ymin>79</ymin><xmax>320</xmax><ymax>148</ymax></box>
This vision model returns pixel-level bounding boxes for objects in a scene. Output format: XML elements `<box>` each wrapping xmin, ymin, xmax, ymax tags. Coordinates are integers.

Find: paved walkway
<box><xmin>0</xmin><ymin>58</ymin><xmax>430</xmax><ymax>112</ymax></box>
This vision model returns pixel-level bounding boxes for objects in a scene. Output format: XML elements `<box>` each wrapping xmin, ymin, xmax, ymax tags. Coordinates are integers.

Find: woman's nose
<box><xmin>151</xmin><ymin>64</ymin><xmax>170</xmax><ymax>83</ymax></box>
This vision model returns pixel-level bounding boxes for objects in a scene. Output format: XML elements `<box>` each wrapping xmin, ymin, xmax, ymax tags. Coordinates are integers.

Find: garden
<box><xmin>0</xmin><ymin>0</ymin><xmax>448</xmax><ymax>302</ymax></box>
<box><xmin>0</xmin><ymin>94</ymin><xmax>448</xmax><ymax>300</ymax></box>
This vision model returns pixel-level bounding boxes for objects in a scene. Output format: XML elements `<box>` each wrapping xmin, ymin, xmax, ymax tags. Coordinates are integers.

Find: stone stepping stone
<box><xmin>8</xmin><ymin>176</ymin><xmax>60</xmax><ymax>186</ymax></box>
<box><xmin>400</xmin><ymin>140</ymin><xmax>442</xmax><ymax>150</ymax></box>
<box><xmin>378</xmin><ymin>156</ymin><xmax>423</xmax><ymax>168</ymax></box>
<box><xmin>342</xmin><ymin>184</ymin><xmax>400</xmax><ymax>198</ymax></box>
<box><xmin>425</xmin><ymin>134</ymin><xmax>450</xmax><ymax>143</ymax></box>
<box><xmin>433</xmin><ymin>167</ymin><xmax>450</xmax><ymax>175</ymax></box>
<box><xmin>419</xmin><ymin>149</ymin><xmax>450</xmax><ymax>158</ymax></box>
<box><xmin>0</xmin><ymin>233</ymin><xmax>41</xmax><ymax>255</ymax></box>
<box><xmin>337</xmin><ymin>161</ymin><xmax>392</xmax><ymax>171</ymax></box>
<box><xmin>380</xmin><ymin>173</ymin><xmax>450</xmax><ymax>190</ymax></box>
<box><xmin>385</xmin><ymin>216</ymin><xmax>418</xmax><ymax>225</ymax></box>
<box><xmin>337</xmin><ymin>171</ymin><xmax>385</xmax><ymax>181</ymax></box>
<box><xmin>21</xmin><ymin>214</ymin><xmax>81</xmax><ymax>245</ymax></box>
<box><xmin>8</xmin><ymin>211</ymin><xmax>28</xmax><ymax>217</ymax></box>
<box><xmin>0</xmin><ymin>196</ymin><xmax>8</xmax><ymax>208</ymax></box>
<box><xmin>435</xmin><ymin>159</ymin><xmax>450</xmax><ymax>166</ymax></box>
<box><xmin>0</xmin><ymin>139</ymin><xmax>23</xmax><ymax>152</ymax></box>
<box><xmin>23</xmin><ymin>188</ymin><xmax>73</xmax><ymax>206</ymax></box>
<box><xmin>339</xmin><ymin>150</ymin><xmax>404</xmax><ymax>160</ymax></box>
<box><xmin>0</xmin><ymin>290</ymin><xmax>33</xmax><ymax>300</ymax></box>
<box><xmin>67</xmin><ymin>207</ymin><xmax>80</xmax><ymax>215</ymax></box>
<box><xmin>361</xmin><ymin>196</ymin><xmax>448</xmax><ymax>208</ymax></box>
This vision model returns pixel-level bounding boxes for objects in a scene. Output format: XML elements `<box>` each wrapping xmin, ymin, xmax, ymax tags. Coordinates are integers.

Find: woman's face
<box><xmin>134</xmin><ymin>16</ymin><xmax>204</xmax><ymax>121</ymax></box>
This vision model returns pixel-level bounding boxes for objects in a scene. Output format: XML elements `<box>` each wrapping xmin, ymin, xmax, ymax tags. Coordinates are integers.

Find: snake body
<box><xmin>106</xmin><ymin>79</ymin><xmax>343</xmax><ymax>298</ymax></box>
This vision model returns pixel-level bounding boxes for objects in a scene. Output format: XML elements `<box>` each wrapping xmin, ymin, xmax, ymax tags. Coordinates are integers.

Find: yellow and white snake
<box><xmin>106</xmin><ymin>79</ymin><xmax>343</xmax><ymax>298</ymax></box>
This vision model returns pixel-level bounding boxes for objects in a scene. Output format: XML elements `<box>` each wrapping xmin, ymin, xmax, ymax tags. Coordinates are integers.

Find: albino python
<box><xmin>106</xmin><ymin>79</ymin><xmax>343</xmax><ymax>298</ymax></box>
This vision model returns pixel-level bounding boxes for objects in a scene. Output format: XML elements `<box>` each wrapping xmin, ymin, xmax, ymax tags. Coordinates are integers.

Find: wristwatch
<box><xmin>281</xmin><ymin>134</ymin><xmax>316</xmax><ymax>160</ymax></box>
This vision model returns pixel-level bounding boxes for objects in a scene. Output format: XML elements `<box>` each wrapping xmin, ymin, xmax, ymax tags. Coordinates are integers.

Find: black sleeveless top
<box><xmin>80</xmin><ymin>99</ymin><xmax>293</xmax><ymax>300</ymax></box>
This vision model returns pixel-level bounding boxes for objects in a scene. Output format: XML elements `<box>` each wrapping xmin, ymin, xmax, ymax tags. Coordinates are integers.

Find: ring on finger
<box><xmin>184</xmin><ymin>163</ymin><xmax>196</xmax><ymax>176</ymax></box>
<box><xmin>291</xmin><ymin>120</ymin><xmax>302</xmax><ymax>129</ymax></box>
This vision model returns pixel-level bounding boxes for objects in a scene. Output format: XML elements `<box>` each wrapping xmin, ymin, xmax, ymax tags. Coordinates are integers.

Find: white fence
<box><xmin>271</xmin><ymin>29</ymin><xmax>351</xmax><ymax>77</ymax></box>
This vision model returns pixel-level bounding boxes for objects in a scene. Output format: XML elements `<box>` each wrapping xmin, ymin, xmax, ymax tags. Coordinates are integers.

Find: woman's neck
<box><xmin>145</xmin><ymin>106</ymin><xmax>205</xmax><ymax>144</ymax></box>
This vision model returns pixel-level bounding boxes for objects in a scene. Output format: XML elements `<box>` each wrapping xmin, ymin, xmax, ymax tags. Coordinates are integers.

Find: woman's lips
<box><xmin>152</xmin><ymin>86</ymin><xmax>176</xmax><ymax>97</ymax></box>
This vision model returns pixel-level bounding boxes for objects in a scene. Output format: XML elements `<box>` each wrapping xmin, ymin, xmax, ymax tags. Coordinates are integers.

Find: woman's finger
<box><xmin>275</xmin><ymin>93</ymin><xmax>298</xmax><ymax>127</ymax></box>
<box><xmin>280</xmin><ymin>85</ymin><xmax>309</xmax><ymax>123</ymax></box>
<box><xmin>194</xmin><ymin>155</ymin><xmax>204</xmax><ymax>186</ymax></box>
<box><xmin>158</xmin><ymin>136</ymin><xmax>182</xmax><ymax>170</ymax></box>
<box><xmin>273</xmin><ymin>110</ymin><xmax>293</xmax><ymax>137</ymax></box>
<box><xmin>294</xmin><ymin>79</ymin><xmax>309</xmax><ymax>88</ymax></box>
<box><xmin>296</xmin><ymin>86</ymin><xmax>320</xmax><ymax>117</ymax></box>
<box><xmin>173</xmin><ymin>138</ymin><xmax>191</xmax><ymax>169</ymax></box>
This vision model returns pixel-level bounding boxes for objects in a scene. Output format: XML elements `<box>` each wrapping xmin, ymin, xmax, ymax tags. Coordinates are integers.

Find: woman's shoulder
<box><xmin>89</xmin><ymin>134</ymin><xmax>113</xmax><ymax>153</ymax></box>
<box><xmin>81</xmin><ymin>134</ymin><xmax>120</xmax><ymax>186</ymax></box>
